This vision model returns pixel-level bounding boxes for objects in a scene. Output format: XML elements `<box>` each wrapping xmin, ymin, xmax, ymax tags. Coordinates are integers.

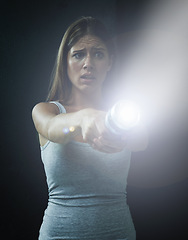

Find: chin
<box><xmin>81</xmin><ymin>83</ymin><xmax>101</xmax><ymax>93</ymax></box>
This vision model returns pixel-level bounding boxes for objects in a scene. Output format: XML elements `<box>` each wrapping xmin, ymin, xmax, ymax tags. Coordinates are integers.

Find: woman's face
<box><xmin>67</xmin><ymin>35</ymin><xmax>112</xmax><ymax>95</ymax></box>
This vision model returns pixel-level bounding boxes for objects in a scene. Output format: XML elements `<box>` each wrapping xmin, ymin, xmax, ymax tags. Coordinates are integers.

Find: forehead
<box><xmin>71</xmin><ymin>35</ymin><xmax>107</xmax><ymax>50</ymax></box>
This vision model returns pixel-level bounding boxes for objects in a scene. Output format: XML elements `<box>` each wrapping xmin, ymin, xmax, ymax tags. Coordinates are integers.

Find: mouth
<box><xmin>81</xmin><ymin>74</ymin><xmax>96</xmax><ymax>79</ymax></box>
<box><xmin>80</xmin><ymin>73</ymin><xmax>96</xmax><ymax>83</ymax></box>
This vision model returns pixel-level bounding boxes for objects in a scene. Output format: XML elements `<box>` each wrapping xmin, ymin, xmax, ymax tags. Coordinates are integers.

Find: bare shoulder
<box><xmin>32</xmin><ymin>102</ymin><xmax>60</xmax><ymax>118</ymax></box>
<box><xmin>32</xmin><ymin>102</ymin><xmax>62</xmax><ymax>146</ymax></box>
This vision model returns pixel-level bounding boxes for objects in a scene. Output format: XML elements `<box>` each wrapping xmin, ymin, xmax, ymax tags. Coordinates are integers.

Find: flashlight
<box><xmin>105</xmin><ymin>100</ymin><xmax>140</xmax><ymax>135</ymax></box>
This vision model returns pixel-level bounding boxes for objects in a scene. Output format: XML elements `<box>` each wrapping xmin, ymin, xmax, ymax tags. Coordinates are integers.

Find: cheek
<box><xmin>96</xmin><ymin>60</ymin><xmax>110</xmax><ymax>74</ymax></box>
<box><xmin>68</xmin><ymin>60</ymin><xmax>82</xmax><ymax>77</ymax></box>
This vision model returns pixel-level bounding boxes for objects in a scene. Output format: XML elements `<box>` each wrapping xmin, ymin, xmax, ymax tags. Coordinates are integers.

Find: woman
<box><xmin>32</xmin><ymin>16</ymin><xmax>148</xmax><ymax>240</ymax></box>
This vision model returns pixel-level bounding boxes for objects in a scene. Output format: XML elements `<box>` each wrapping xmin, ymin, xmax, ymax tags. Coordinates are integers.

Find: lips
<box><xmin>80</xmin><ymin>73</ymin><xmax>96</xmax><ymax>80</ymax></box>
<box><xmin>80</xmin><ymin>73</ymin><xmax>96</xmax><ymax>85</ymax></box>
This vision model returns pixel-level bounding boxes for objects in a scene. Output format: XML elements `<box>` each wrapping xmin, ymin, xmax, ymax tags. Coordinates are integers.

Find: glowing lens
<box><xmin>111</xmin><ymin>100</ymin><xmax>140</xmax><ymax>130</ymax></box>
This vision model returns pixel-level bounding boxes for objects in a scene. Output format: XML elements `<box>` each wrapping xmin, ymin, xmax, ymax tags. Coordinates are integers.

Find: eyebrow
<box><xmin>92</xmin><ymin>47</ymin><xmax>106</xmax><ymax>51</ymax></box>
<box><xmin>72</xmin><ymin>47</ymin><xmax>106</xmax><ymax>53</ymax></box>
<box><xmin>73</xmin><ymin>49</ymin><xmax>85</xmax><ymax>53</ymax></box>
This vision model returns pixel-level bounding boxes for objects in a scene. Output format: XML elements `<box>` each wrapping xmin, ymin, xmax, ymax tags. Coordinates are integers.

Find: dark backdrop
<box><xmin>1</xmin><ymin>0</ymin><xmax>187</xmax><ymax>239</ymax></box>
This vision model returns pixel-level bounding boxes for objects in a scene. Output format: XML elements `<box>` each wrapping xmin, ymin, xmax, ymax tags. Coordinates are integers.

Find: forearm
<box><xmin>47</xmin><ymin>109</ymin><xmax>86</xmax><ymax>144</ymax></box>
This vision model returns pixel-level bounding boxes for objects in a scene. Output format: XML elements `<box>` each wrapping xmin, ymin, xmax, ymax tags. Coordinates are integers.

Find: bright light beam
<box><xmin>116</xmin><ymin>0</ymin><xmax>188</xmax><ymax>132</ymax></box>
<box><xmin>113</xmin><ymin>0</ymin><xmax>188</xmax><ymax>188</ymax></box>
<box><xmin>105</xmin><ymin>100</ymin><xmax>140</xmax><ymax>135</ymax></box>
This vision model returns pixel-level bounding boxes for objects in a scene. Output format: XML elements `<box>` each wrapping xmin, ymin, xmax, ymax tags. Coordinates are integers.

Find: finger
<box><xmin>92</xmin><ymin>143</ymin><xmax>122</xmax><ymax>153</ymax></box>
<box><xmin>98</xmin><ymin>136</ymin><xmax>127</xmax><ymax>149</ymax></box>
<box><xmin>93</xmin><ymin>138</ymin><xmax>123</xmax><ymax>153</ymax></box>
<box><xmin>83</xmin><ymin>125</ymin><xmax>100</xmax><ymax>143</ymax></box>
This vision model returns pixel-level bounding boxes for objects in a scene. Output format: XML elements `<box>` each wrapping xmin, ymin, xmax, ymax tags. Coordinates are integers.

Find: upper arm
<box><xmin>32</xmin><ymin>102</ymin><xmax>60</xmax><ymax>139</ymax></box>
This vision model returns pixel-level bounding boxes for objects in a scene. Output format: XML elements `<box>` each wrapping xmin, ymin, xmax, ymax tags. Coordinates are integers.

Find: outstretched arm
<box><xmin>32</xmin><ymin>102</ymin><xmax>86</xmax><ymax>144</ymax></box>
<box><xmin>32</xmin><ymin>102</ymin><xmax>148</xmax><ymax>152</ymax></box>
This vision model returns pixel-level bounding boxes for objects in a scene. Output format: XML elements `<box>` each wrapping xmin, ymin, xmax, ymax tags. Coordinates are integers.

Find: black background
<box><xmin>1</xmin><ymin>0</ymin><xmax>188</xmax><ymax>239</ymax></box>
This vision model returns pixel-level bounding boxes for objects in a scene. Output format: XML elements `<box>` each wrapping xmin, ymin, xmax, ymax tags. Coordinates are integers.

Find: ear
<box><xmin>107</xmin><ymin>54</ymin><xmax>114</xmax><ymax>72</ymax></box>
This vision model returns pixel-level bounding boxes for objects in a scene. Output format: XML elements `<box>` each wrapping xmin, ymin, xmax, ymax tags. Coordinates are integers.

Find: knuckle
<box><xmin>84</xmin><ymin>135</ymin><xmax>90</xmax><ymax>142</ymax></box>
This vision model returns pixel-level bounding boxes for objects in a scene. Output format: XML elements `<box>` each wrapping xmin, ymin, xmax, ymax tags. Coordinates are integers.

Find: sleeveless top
<box><xmin>38</xmin><ymin>101</ymin><xmax>136</xmax><ymax>240</ymax></box>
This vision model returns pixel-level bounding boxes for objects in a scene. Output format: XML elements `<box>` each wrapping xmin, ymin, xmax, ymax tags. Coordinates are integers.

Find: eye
<box><xmin>73</xmin><ymin>52</ymin><xmax>85</xmax><ymax>59</ymax></box>
<box><xmin>95</xmin><ymin>51</ymin><xmax>104</xmax><ymax>59</ymax></box>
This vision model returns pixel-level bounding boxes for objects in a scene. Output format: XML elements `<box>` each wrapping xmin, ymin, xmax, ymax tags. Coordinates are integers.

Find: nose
<box><xmin>83</xmin><ymin>55</ymin><xmax>94</xmax><ymax>71</ymax></box>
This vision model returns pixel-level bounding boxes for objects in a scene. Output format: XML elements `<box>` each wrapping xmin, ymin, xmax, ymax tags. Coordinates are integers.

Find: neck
<box><xmin>66</xmin><ymin>88</ymin><xmax>105</xmax><ymax>110</ymax></box>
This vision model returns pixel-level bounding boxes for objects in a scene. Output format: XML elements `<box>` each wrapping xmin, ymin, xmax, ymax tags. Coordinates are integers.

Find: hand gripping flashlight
<box><xmin>105</xmin><ymin>100</ymin><xmax>140</xmax><ymax>135</ymax></box>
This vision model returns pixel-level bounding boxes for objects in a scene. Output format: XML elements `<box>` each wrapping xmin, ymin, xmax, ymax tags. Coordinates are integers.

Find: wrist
<box><xmin>77</xmin><ymin>108</ymin><xmax>91</xmax><ymax>128</ymax></box>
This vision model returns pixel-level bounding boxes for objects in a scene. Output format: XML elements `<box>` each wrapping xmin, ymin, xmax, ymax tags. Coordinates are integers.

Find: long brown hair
<box><xmin>46</xmin><ymin>16</ymin><xmax>115</xmax><ymax>103</ymax></box>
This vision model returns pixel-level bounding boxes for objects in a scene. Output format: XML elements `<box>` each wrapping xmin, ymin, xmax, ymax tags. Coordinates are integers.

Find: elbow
<box><xmin>46</xmin><ymin>120</ymin><xmax>59</xmax><ymax>143</ymax></box>
<box><xmin>128</xmin><ymin>142</ymin><xmax>148</xmax><ymax>152</ymax></box>
<box><xmin>47</xmin><ymin>122</ymin><xmax>69</xmax><ymax>144</ymax></box>
<box><xmin>47</xmin><ymin>124</ymin><xmax>61</xmax><ymax>144</ymax></box>
<box><xmin>128</xmin><ymin>133</ymin><xmax>149</xmax><ymax>152</ymax></box>
<box><xmin>47</xmin><ymin>125</ymin><xmax>54</xmax><ymax>142</ymax></box>
<box><xmin>134</xmin><ymin>126</ymin><xmax>149</xmax><ymax>152</ymax></box>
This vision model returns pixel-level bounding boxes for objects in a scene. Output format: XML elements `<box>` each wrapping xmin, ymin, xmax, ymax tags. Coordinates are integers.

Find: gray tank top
<box><xmin>38</xmin><ymin>101</ymin><xmax>136</xmax><ymax>240</ymax></box>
